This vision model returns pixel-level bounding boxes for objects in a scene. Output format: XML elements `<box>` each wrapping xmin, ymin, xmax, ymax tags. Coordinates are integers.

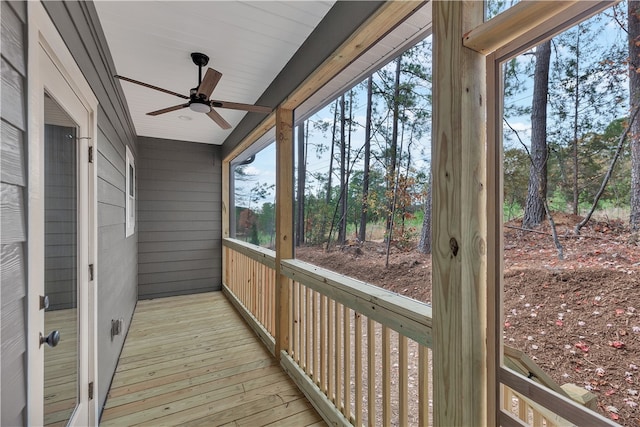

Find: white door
<box><xmin>28</xmin><ymin>3</ymin><xmax>98</xmax><ymax>425</ymax></box>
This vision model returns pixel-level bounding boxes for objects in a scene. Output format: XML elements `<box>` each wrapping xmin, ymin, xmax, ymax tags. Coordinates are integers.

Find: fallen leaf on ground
<box><xmin>575</xmin><ymin>341</ymin><xmax>590</xmax><ymax>352</ymax></box>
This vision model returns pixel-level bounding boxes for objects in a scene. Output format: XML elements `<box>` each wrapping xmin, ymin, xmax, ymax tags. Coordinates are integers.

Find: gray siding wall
<box><xmin>1</xmin><ymin>1</ymin><xmax>28</xmax><ymax>424</ymax></box>
<box><xmin>42</xmin><ymin>1</ymin><xmax>139</xmax><ymax>412</ymax></box>
<box><xmin>138</xmin><ymin>137</ymin><xmax>222</xmax><ymax>299</ymax></box>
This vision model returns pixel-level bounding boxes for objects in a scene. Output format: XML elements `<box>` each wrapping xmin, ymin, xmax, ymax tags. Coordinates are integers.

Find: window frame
<box><xmin>475</xmin><ymin>2</ymin><xmax>621</xmax><ymax>425</ymax></box>
<box><xmin>125</xmin><ymin>145</ymin><xmax>135</xmax><ymax>237</ymax></box>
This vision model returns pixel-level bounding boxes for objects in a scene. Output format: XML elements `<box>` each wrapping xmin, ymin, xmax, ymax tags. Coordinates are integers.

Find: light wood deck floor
<box><xmin>100</xmin><ymin>292</ymin><xmax>325</xmax><ymax>426</ymax></box>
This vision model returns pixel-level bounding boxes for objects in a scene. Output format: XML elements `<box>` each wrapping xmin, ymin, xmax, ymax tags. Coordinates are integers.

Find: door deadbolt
<box><xmin>39</xmin><ymin>295</ymin><xmax>50</xmax><ymax>310</ymax></box>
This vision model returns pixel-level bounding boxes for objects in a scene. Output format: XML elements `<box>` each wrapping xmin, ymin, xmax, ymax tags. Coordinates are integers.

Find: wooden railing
<box><xmin>222</xmin><ymin>239</ymin><xmax>277</xmax><ymax>354</ymax></box>
<box><xmin>223</xmin><ymin>239</ymin><xmax>433</xmax><ymax>426</ymax></box>
<box><xmin>222</xmin><ymin>238</ymin><xmax>606</xmax><ymax>426</ymax></box>
<box><xmin>281</xmin><ymin>259</ymin><xmax>433</xmax><ymax>426</ymax></box>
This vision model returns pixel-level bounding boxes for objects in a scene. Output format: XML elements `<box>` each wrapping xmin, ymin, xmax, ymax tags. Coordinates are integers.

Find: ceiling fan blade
<box><xmin>147</xmin><ymin>103</ymin><xmax>189</xmax><ymax>116</ymax></box>
<box><xmin>207</xmin><ymin>108</ymin><xmax>232</xmax><ymax>129</ymax></box>
<box><xmin>115</xmin><ymin>75</ymin><xmax>189</xmax><ymax>100</ymax></box>
<box><xmin>196</xmin><ymin>68</ymin><xmax>222</xmax><ymax>99</ymax></box>
<box><xmin>210</xmin><ymin>100</ymin><xmax>272</xmax><ymax>114</ymax></box>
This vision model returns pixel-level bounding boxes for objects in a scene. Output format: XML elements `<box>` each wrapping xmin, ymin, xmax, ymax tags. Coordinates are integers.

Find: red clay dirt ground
<box><xmin>295</xmin><ymin>213</ymin><xmax>640</xmax><ymax>425</ymax></box>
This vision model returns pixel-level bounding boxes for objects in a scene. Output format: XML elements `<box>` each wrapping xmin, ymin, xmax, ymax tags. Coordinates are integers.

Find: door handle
<box><xmin>40</xmin><ymin>330</ymin><xmax>60</xmax><ymax>348</ymax></box>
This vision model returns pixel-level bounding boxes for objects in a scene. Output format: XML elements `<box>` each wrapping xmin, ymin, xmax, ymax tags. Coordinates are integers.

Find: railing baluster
<box><xmin>532</xmin><ymin>411</ymin><xmax>543</xmax><ymax>427</ymax></box>
<box><xmin>306</xmin><ymin>286</ymin><xmax>312</xmax><ymax>375</ymax></box>
<box><xmin>335</xmin><ymin>301</ymin><xmax>342</xmax><ymax>410</ymax></box>
<box><xmin>399</xmin><ymin>334</ymin><xmax>408</xmax><ymax>426</ymax></box>
<box><xmin>328</xmin><ymin>299</ymin><xmax>335</xmax><ymax>403</ymax></box>
<box><xmin>343</xmin><ymin>305</ymin><xmax>351</xmax><ymax>421</ymax></box>
<box><xmin>298</xmin><ymin>284</ymin><xmax>307</xmax><ymax>372</ymax></box>
<box><xmin>519</xmin><ymin>395</ymin><xmax>527</xmax><ymax>421</ymax></box>
<box><xmin>367</xmin><ymin>318</ymin><xmax>375</xmax><ymax>427</ymax></box>
<box><xmin>294</xmin><ymin>281</ymin><xmax>300</xmax><ymax>363</ymax></box>
<box><xmin>311</xmin><ymin>291</ymin><xmax>318</xmax><ymax>382</ymax></box>
<box><xmin>321</xmin><ymin>293</ymin><xmax>327</xmax><ymax>394</ymax></box>
<box><xmin>503</xmin><ymin>385</ymin><xmax>510</xmax><ymax>416</ymax></box>
<box><xmin>382</xmin><ymin>325</ymin><xmax>391</xmax><ymax>427</ymax></box>
<box><xmin>419</xmin><ymin>345</ymin><xmax>429</xmax><ymax>426</ymax></box>
<box><xmin>355</xmin><ymin>311</ymin><xmax>363</xmax><ymax>426</ymax></box>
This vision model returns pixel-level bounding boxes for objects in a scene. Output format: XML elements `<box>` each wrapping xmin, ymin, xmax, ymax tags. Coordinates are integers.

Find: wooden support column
<box><xmin>222</xmin><ymin>160</ymin><xmax>230</xmax><ymax>240</ymax></box>
<box><xmin>432</xmin><ymin>1</ymin><xmax>492</xmax><ymax>426</ymax></box>
<box><xmin>222</xmin><ymin>159</ymin><xmax>230</xmax><ymax>286</ymax></box>
<box><xmin>275</xmin><ymin>107</ymin><xmax>294</xmax><ymax>358</ymax></box>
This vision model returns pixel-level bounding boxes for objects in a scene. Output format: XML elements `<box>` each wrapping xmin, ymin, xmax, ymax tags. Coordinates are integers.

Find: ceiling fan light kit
<box><xmin>115</xmin><ymin>52</ymin><xmax>272</xmax><ymax>130</ymax></box>
<box><xmin>188</xmin><ymin>99</ymin><xmax>211</xmax><ymax>113</ymax></box>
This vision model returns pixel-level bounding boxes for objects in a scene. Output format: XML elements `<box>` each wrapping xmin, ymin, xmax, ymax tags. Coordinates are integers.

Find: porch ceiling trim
<box><xmin>222</xmin><ymin>0</ymin><xmax>427</xmax><ymax>162</ymax></box>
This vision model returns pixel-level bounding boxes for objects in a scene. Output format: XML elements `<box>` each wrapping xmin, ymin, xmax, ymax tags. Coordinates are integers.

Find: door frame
<box><xmin>27</xmin><ymin>2</ymin><xmax>98</xmax><ymax>425</ymax></box>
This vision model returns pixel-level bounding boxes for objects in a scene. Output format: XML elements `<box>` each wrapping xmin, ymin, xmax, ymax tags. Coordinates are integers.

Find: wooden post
<box><xmin>222</xmin><ymin>159</ymin><xmax>230</xmax><ymax>286</ymax></box>
<box><xmin>432</xmin><ymin>1</ymin><xmax>491</xmax><ymax>426</ymax></box>
<box><xmin>275</xmin><ymin>107</ymin><xmax>294</xmax><ymax>359</ymax></box>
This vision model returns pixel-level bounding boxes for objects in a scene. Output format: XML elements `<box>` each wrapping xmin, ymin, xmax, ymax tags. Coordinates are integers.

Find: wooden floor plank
<box><xmin>184</xmin><ymin>388</ymin><xmax>304</xmax><ymax>427</ymax></box>
<box><xmin>129</xmin><ymin>379</ymin><xmax>299</xmax><ymax>426</ymax></box>
<box><xmin>219</xmin><ymin>397</ymin><xmax>319</xmax><ymax>427</ymax></box>
<box><xmin>107</xmin><ymin>358</ymin><xmax>275</xmax><ymax>400</ymax></box>
<box><xmin>109</xmin><ymin>340</ymin><xmax>265</xmax><ymax>387</ymax></box>
<box><xmin>103</xmin><ymin>369</ymin><xmax>288</xmax><ymax>421</ymax></box>
<box><xmin>100</xmin><ymin>292</ymin><xmax>325</xmax><ymax>426</ymax></box>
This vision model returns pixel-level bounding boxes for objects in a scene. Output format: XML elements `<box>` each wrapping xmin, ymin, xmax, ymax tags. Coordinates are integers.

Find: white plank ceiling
<box><xmin>94</xmin><ymin>1</ymin><xmax>335</xmax><ymax>145</ymax></box>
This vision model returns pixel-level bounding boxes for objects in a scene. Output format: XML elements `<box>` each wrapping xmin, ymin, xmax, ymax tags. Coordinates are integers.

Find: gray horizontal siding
<box><xmin>1</xmin><ymin>120</ymin><xmax>26</xmax><ymax>186</ymax></box>
<box><xmin>42</xmin><ymin>1</ymin><xmax>139</xmax><ymax>412</ymax></box>
<box><xmin>137</xmin><ymin>137</ymin><xmax>222</xmax><ymax>299</ymax></box>
<box><xmin>1</xmin><ymin>1</ymin><xmax>27</xmax><ymax>424</ymax></box>
<box><xmin>138</xmin><ymin>209</ymin><xmax>221</xmax><ymax>222</ymax></box>
<box><xmin>1</xmin><ymin>182</ymin><xmax>26</xmax><ymax>243</ymax></box>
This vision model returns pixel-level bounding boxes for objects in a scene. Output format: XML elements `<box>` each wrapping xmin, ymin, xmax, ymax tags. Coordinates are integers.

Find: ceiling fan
<box><xmin>115</xmin><ymin>52</ymin><xmax>272</xmax><ymax>129</ymax></box>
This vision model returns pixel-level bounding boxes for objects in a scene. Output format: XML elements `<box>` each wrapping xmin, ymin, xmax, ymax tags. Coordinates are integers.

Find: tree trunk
<box><xmin>630</xmin><ymin>1</ymin><xmax>640</xmax><ymax>230</ymax></box>
<box><xmin>386</xmin><ymin>56</ymin><xmax>402</xmax><ymax>238</ymax></box>
<box><xmin>418</xmin><ymin>174</ymin><xmax>432</xmax><ymax>254</ymax></box>
<box><xmin>572</xmin><ymin>30</ymin><xmax>581</xmax><ymax>216</ymax></box>
<box><xmin>338</xmin><ymin>94</ymin><xmax>347</xmax><ymax>244</ymax></box>
<box><xmin>359</xmin><ymin>76</ymin><xmax>373</xmax><ymax>243</ymax></box>
<box><xmin>296</xmin><ymin>122</ymin><xmax>306</xmax><ymax>246</ymax></box>
<box><xmin>326</xmin><ymin>100</ymin><xmax>338</xmax><ymax>205</ymax></box>
<box><xmin>523</xmin><ymin>41</ymin><xmax>551</xmax><ymax>228</ymax></box>
<box><xmin>347</xmin><ymin>90</ymin><xmax>353</xmax><ymax>232</ymax></box>
<box><xmin>322</xmin><ymin>100</ymin><xmax>339</xmax><ymax>243</ymax></box>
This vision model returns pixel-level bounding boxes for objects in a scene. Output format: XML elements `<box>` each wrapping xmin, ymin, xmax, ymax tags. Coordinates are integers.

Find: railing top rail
<box><xmin>282</xmin><ymin>258</ymin><xmax>433</xmax><ymax>348</ymax></box>
<box><xmin>223</xmin><ymin>238</ymin><xmax>276</xmax><ymax>269</ymax></box>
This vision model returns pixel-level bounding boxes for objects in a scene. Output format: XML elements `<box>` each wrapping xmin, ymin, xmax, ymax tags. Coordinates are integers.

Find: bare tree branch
<box><xmin>575</xmin><ymin>105</ymin><xmax>640</xmax><ymax>234</ymax></box>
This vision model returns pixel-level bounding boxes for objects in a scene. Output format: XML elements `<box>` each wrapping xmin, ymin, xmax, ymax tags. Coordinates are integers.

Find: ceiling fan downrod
<box><xmin>191</xmin><ymin>52</ymin><xmax>210</xmax><ymax>89</ymax></box>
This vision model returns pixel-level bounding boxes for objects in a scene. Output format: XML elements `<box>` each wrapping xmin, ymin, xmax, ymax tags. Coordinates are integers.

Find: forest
<box><xmin>235</xmin><ymin>1</ymin><xmax>638</xmax><ymax>255</ymax></box>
